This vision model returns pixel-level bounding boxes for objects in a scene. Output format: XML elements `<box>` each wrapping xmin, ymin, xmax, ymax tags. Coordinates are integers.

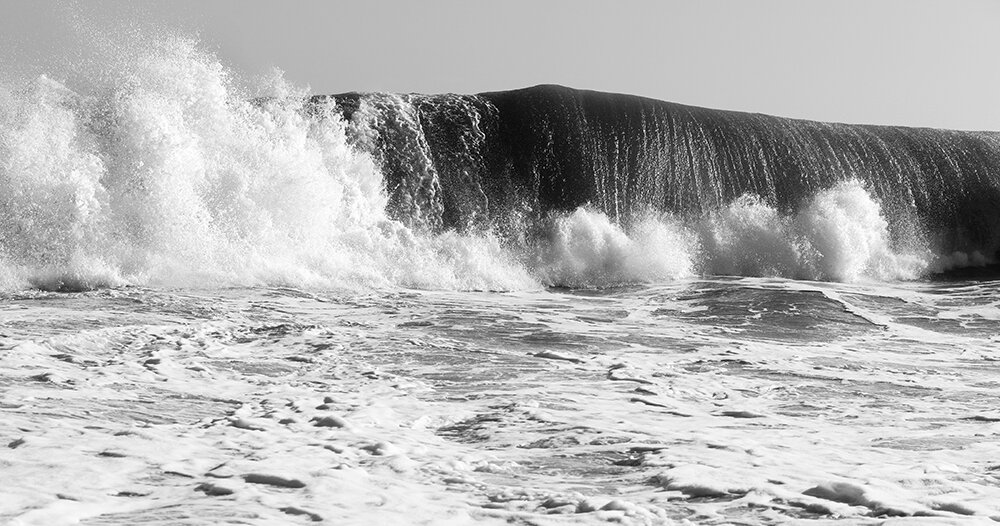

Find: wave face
<box><xmin>321</xmin><ymin>85</ymin><xmax>1000</xmax><ymax>264</ymax></box>
<box><xmin>1</xmin><ymin>37</ymin><xmax>997</xmax><ymax>291</ymax></box>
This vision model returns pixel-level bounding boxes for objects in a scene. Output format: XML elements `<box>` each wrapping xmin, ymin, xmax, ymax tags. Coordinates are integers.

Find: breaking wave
<box><xmin>0</xmin><ymin>38</ymin><xmax>533</xmax><ymax>291</ymax></box>
<box><xmin>0</xmin><ymin>36</ymin><xmax>990</xmax><ymax>292</ymax></box>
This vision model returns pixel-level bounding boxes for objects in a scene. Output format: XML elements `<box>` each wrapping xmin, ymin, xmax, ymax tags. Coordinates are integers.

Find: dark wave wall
<box><xmin>311</xmin><ymin>85</ymin><xmax>1000</xmax><ymax>255</ymax></box>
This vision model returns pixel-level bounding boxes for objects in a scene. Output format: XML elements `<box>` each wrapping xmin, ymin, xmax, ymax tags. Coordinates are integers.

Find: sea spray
<box><xmin>0</xmin><ymin>37</ymin><xmax>948</xmax><ymax>292</ymax></box>
<box><xmin>533</xmin><ymin>208</ymin><xmax>696</xmax><ymax>288</ymax></box>
<box><xmin>698</xmin><ymin>180</ymin><xmax>929</xmax><ymax>281</ymax></box>
<box><xmin>796</xmin><ymin>181</ymin><xmax>928</xmax><ymax>281</ymax></box>
<box><xmin>0</xmin><ymin>76</ymin><xmax>113</xmax><ymax>290</ymax></box>
<box><xmin>0</xmin><ymin>37</ymin><xmax>536</xmax><ymax>292</ymax></box>
<box><xmin>526</xmin><ymin>181</ymin><xmax>927</xmax><ymax>287</ymax></box>
<box><xmin>333</xmin><ymin>84</ymin><xmax>1000</xmax><ymax>267</ymax></box>
<box><xmin>697</xmin><ymin>194</ymin><xmax>803</xmax><ymax>278</ymax></box>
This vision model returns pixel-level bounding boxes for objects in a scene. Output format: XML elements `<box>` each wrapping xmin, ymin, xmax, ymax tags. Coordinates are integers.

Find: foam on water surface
<box><xmin>2</xmin><ymin>280</ymin><xmax>1000</xmax><ymax>525</ymax></box>
<box><xmin>3</xmin><ymin>29</ymin><xmax>1000</xmax><ymax>526</ymax></box>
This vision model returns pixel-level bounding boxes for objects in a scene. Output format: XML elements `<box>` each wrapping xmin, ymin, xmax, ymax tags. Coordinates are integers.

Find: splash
<box><xmin>0</xmin><ymin>37</ymin><xmax>535</xmax><ymax>292</ymax></box>
<box><xmin>533</xmin><ymin>208</ymin><xmax>696</xmax><ymax>288</ymax></box>
<box><xmin>699</xmin><ymin>180</ymin><xmax>930</xmax><ymax>281</ymax></box>
<box><xmin>522</xmin><ymin>181</ymin><xmax>928</xmax><ymax>287</ymax></box>
<box><xmin>0</xmin><ymin>37</ymin><xmax>945</xmax><ymax>292</ymax></box>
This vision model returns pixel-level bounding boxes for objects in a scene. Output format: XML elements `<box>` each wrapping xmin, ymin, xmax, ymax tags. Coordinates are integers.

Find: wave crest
<box><xmin>0</xmin><ymin>37</ymin><xmax>970</xmax><ymax>292</ymax></box>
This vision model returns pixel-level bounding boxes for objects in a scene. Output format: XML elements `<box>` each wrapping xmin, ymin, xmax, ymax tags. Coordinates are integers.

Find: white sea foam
<box><xmin>532</xmin><ymin>208</ymin><xmax>696</xmax><ymax>288</ymax></box>
<box><xmin>698</xmin><ymin>180</ymin><xmax>929</xmax><ymax>282</ymax></box>
<box><xmin>4</xmin><ymin>282</ymin><xmax>1000</xmax><ymax>524</ymax></box>
<box><xmin>528</xmin><ymin>180</ymin><xmax>931</xmax><ymax>287</ymax></box>
<box><xmin>0</xmin><ymin>38</ymin><xmax>535</xmax><ymax>292</ymax></box>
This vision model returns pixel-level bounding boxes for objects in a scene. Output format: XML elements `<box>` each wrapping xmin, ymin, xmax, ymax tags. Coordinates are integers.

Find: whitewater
<box><xmin>2</xmin><ymin>37</ymin><xmax>1000</xmax><ymax>525</ymax></box>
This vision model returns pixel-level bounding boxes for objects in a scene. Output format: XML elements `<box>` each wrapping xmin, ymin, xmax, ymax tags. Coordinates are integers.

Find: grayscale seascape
<box><xmin>2</xmin><ymin>2</ymin><xmax>1000</xmax><ymax>525</ymax></box>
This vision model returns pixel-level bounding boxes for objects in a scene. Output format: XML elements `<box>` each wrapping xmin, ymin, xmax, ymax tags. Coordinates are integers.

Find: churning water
<box><xmin>2</xmin><ymin>36</ymin><xmax>1000</xmax><ymax>525</ymax></box>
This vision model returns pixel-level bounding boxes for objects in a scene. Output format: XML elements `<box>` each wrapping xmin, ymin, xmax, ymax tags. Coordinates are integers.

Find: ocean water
<box><xmin>2</xmin><ymin>37</ymin><xmax>1000</xmax><ymax>525</ymax></box>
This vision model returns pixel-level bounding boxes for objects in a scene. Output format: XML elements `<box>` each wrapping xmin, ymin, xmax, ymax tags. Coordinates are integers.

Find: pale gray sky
<box><xmin>2</xmin><ymin>0</ymin><xmax>999</xmax><ymax>130</ymax></box>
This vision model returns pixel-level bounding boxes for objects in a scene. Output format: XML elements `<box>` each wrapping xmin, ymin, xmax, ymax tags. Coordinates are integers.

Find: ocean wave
<box><xmin>1</xmin><ymin>37</ymin><xmax>996</xmax><ymax>292</ymax></box>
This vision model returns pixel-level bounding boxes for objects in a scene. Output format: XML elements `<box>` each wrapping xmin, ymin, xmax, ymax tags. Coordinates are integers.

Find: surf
<box><xmin>1</xmin><ymin>38</ymin><xmax>997</xmax><ymax>292</ymax></box>
<box><xmin>327</xmin><ymin>85</ymin><xmax>1000</xmax><ymax>259</ymax></box>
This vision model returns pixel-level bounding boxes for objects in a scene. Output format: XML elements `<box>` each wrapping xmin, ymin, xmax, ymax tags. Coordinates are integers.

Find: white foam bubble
<box><xmin>532</xmin><ymin>208</ymin><xmax>696</xmax><ymax>288</ymax></box>
<box><xmin>697</xmin><ymin>180</ymin><xmax>930</xmax><ymax>281</ymax></box>
<box><xmin>797</xmin><ymin>180</ymin><xmax>930</xmax><ymax>281</ymax></box>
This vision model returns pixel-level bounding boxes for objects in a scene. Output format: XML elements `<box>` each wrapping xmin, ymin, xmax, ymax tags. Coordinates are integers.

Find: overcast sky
<box><xmin>2</xmin><ymin>0</ymin><xmax>998</xmax><ymax>130</ymax></box>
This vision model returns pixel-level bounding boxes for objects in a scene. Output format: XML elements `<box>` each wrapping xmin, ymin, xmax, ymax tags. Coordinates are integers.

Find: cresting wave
<box><xmin>0</xmin><ymin>38</ymin><xmax>993</xmax><ymax>292</ymax></box>
<box><xmin>0</xmin><ymin>39</ymin><xmax>533</xmax><ymax>292</ymax></box>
